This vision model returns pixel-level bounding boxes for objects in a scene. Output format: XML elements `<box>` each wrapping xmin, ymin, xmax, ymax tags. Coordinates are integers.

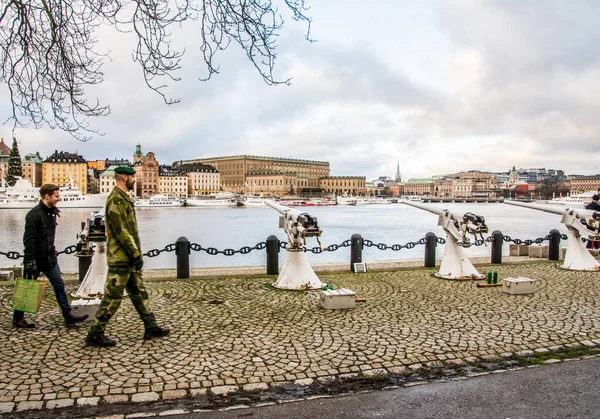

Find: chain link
<box><xmin>1</xmin><ymin>243</ymin><xmax>82</xmax><ymax>260</ymax></box>
<box><xmin>143</xmin><ymin>243</ymin><xmax>177</xmax><ymax>258</ymax></box>
<box><xmin>188</xmin><ymin>241</ymin><xmax>267</xmax><ymax>256</ymax></box>
<box><xmin>502</xmin><ymin>235</ymin><xmax>552</xmax><ymax>245</ymax></box>
<box><xmin>361</xmin><ymin>237</ymin><xmax>428</xmax><ymax>251</ymax></box>
<box><xmin>0</xmin><ymin>250</ymin><xmax>22</xmax><ymax>260</ymax></box>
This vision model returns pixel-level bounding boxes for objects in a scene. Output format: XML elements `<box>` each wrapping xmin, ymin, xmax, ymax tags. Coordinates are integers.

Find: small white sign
<box><xmin>353</xmin><ymin>263</ymin><xmax>367</xmax><ymax>273</ymax></box>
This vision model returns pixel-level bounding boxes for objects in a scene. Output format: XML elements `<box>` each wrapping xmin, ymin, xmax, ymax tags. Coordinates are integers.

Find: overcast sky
<box><xmin>1</xmin><ymin>0</ymin><xmax>599</xmax><ymax>181</ymax></box>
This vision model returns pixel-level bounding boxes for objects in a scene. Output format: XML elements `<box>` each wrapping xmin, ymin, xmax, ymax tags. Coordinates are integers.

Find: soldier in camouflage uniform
<box><xmin>85</xmin><ymin>166</ymin><xmax>170</xmax><ymax>347</ymax></box>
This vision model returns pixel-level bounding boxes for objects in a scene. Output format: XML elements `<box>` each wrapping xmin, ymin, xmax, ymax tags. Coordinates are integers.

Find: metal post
<box><xmin>350</xmin><ymin>233</ymin><xmax>363</xmax><ymax>272</ymax></box>
<box><xmin>548</xmin><ymin>229</ymin><xmax>561</xmax><ymax>261</ymax></box>
<box><xmin>77</xmin><ymin>255</ymin><xmax>93</xmax><ymax>282</ymax></box>
<box><xmin>266</xmin><ymin>235</ymin><xmax>279</xmax><ymax>275</ymax></box>
<box><xmin>176</xmin><ymin>236</ymin><xmax>190</xmax><ymax>279</ymax></box>
<box><xmin>491</xmin><ymin>230</ymin><xmax>503</xmax><ymax>264</ymax></box>
<box><xmin>424</xmin><ymin>232</ymin><xmax>437</xmax><ymax>268</ymax></box>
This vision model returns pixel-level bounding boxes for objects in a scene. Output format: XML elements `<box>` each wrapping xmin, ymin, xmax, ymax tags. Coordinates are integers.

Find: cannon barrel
<box><xmin>504</xmin><ymin>200</ymin><xmax>599</xmax><ymax>219</ymax></box>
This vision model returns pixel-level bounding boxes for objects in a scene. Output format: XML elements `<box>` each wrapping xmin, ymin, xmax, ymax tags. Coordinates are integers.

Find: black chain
<box><xmin>143</xmin><ymin>243</ymin><xmax>177</xmax><ymax>258</ymax></box>
<box><xmin>0</xmin><ymin>250</ymin><xmax>22</xmax><ymax>260</ymax></box>
<box><xmin>56</xmin><ymin>245</ymin><xmax>78</xmax><ymax>256</ymax></box>
<box><xmin>1</xmin><ymin>243</ymin><xmax>81</xmax><ymax>260</ymax></box>
<box><xmin>188</xmin><ymin>241</ymin><xmax>267</xmax><ymax>256</ymax></box>
<box><xmin>502</xmin><ymin>235</ymin><xmax>552</xmax><ymax>245</ymax></box>
<box><xmin>362</xmin><ymin>237</ymin><xmax>428</xmax><ymax>251</ymax></box>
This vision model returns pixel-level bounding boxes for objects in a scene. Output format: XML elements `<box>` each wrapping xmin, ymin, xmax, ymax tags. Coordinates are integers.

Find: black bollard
<box><xmin>548</xmin><ymin>229</ymin><xmax>561</xmax><ymax>261</ymax></box>
<box><xmin>424</xmin><ymin>232</ymin><xmax>437</xmax><ymax>268</ymax></box>
<box><xmin>350</xmin><ymin>233</ymin><xmax>363</xmax><ymax>272</ymax></box>
<box><xmin>266</xmin><ymin>235</ymin><xmax>279</xmax><ymax>275</ymax></box>
<box><xmin>491</xmin><ymin>230</ymin><xmax>503</xmax><ymax>264</ymax></box>
<box><xmin>175</xmin><ymin>236</ymin><xmax>190</xmax><ymax>279</ymax></box>
<box><xmin>77</xmin><ymin>255</ymin><xmax>93</xmax><ymax>282</ymax></box>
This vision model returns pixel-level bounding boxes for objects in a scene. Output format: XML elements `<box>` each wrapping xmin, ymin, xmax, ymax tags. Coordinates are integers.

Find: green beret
<box><xmin>114</xmin><ymin>166</ymin><xmax>135</xmax><ymax>175</ymax></box>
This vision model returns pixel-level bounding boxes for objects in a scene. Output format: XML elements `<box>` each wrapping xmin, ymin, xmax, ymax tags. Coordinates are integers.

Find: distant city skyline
<box><xmin>1</xmin><ymin>1</ymin><xmax>598</xmax><ymax>180</ymax></box>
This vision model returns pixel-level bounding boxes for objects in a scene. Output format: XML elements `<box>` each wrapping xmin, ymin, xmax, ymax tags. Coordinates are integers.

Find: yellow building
<box><xmin>175</xmin><ymin>164</ymin><xmax>220</xmax><ymax>196</ymax></box>
<box><xmin>319</xmin><ymin>176</ymin><xmax>366</xmax><ymax>196</ymax></box>
<box><xmin>158</xmin><ymin>166</ymin><xmax>189</xmax><ymax>198</ymax></box>
<box><xmin>569</xmin><ymin>175</ymin><xmax>600</xmax><ymax>193</ymax></box>
<box><xmin>178</xmin><ymin>155</ymin><xmax>330</xmax><ymax>194</ymax></box>
<box><xmin>246</xmin><ymin>172</ymin><xmax>297</xmax><ymax>196</ymax></box>
<box><xmin>42</xmin><ymin>151</ymin><xmax>88</xmax><ymax>194</ymax></box>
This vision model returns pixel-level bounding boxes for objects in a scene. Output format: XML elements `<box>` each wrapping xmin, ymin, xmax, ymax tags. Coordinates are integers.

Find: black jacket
<box><xmin>23</xmin><ymin>201</ymin><xmax>60</xmax><ymax>270</ymax></box>
<box><xmin>585</xmin><ymin>200</ymin><xmax>600</xmax><ymax>211</ymax></box>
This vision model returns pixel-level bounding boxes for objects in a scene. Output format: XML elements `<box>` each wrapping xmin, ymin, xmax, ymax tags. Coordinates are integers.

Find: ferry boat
<box><xmin>185</xmin><ymin>193</ymin><xmax>237</xmax><ymax>207</ymax></box>
<box><xmin>547</xmin><ymin>191</ymin><xmax>596</xmax><ymax>207</ymax></box>
<box><xmin>335</xmin><ymin>196</ymin><xmax>358</xmax><ymax>206</ymax></box>
<box><xmin>238</xmin><ymin>196</ymin><xmax>268</xmax><ymax>207</ymax></box>
<box><xmin>0</xmin><ymin>178</ymin><xmax>107</xmax><ymax>209</ymax></box>
<box><xmin>135</xmin><ymin>194</ymin><xmax>184</xmax><ymax>207</ymax></box>
<box><xmin>400</xmin><ymin>195</ymin><xmax>424</xmax><ymax>203</ymax></box>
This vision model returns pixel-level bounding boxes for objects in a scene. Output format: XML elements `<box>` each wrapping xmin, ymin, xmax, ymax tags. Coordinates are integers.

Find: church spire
<box><xmin>395</xmin><ymin>161</ymin><xmax>401</xmax><ymax>182</ymax></box>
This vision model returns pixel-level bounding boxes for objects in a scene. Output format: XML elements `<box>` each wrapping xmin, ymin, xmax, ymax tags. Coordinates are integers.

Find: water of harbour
<box><xmin>0</xmin><ymin>203</ymin><xmax>569</xmax><ymax>272</ymax></box>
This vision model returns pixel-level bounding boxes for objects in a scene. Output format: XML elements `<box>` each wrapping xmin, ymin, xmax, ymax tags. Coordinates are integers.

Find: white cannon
<box><xmin>265</xmin><ymin>200</ymin><xmax>325</xmax><ymax>290</ymax></box>
<box><xmin>71</xmin><ymin>209</ymin><xmax>108</xmax><ymax>318</ymax></box>
<box><xmin>400</xmin><ymin>200</ymin><xmax>488</xmax><ymax>280</ymax></box>
<box><xmin>505</xmin><ymin>201</ymin><xmax>600</xmax><ymax>271</ymax></box>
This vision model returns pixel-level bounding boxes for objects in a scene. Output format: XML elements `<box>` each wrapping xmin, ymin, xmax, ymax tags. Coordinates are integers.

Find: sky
<box><xmin>1</xmin><ymin>0</ymin><xmax>599</xmax><ymax>181</ymax></box>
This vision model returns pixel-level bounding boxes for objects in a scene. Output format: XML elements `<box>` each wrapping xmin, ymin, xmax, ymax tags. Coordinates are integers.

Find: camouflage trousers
<box><xmin>88</xmin><ymin>266</ymin><xmax>157</xmax><ymax>336</ymax></box>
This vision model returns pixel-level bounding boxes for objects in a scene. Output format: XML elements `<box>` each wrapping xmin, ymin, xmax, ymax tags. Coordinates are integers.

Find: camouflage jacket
<box><xmin>106</xmin><ymin>187</ymin><xmax>141</xmax><ymax>266</ymax></box>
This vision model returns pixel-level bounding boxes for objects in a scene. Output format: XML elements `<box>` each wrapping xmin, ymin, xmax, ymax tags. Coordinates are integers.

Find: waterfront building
<box><xmin>98</xmin><ymin>166</ymin><xmax>118</xmax><ymax>194</ymax></box>
<box><xmin>87</xmin><ymin>160</ymin><xmax>106</xmax><ymax>171</ymax></box>
<box><xmin>133</xmin><ymin>145</ymin><xmax>159</xmax><ymax>198</ymax></box>
<box><xmin>42</xmin><ymin>151</ymin><xmax>88</xmax><ymax>194</ymax></box>
<box><xmin>246</xmin><ymin>172</ymin><xmax>296</xmax><ymax>196</ymax></box>
<box><xmin>0</xmin><ymin>138</ymin><xmax>10</xmax><ymax>175</ymax></box>
<box><xmin>158</xmin><ymin>166</ymin><xmax>189</xmax><ymax>198</ymax></box>
<box><xmin>21</xmin><ymin>152</ymin><xmax>43</xmax><ymax>187</ymax></box>
<box><xmin>568</xmin><ymin>175</ymin><xmax>600</xmax><ymax>194</ymax></box>
<box><xmin>433</xmin><ymin>179</ymin><xmax>453</xmax><ymax>197</ymax></box>
<box><xmin>320</xmin><ymin>176</ymin><xmax>366</xmax><ymax>196</ymax></box>
<box><xmin>404</xmin><ymin>178</ymin><xmax>435</xmax><ymax>196</ymax></box>
<box><xmin>175</xmin><ymin>164</ymin><xmax>220</xmax><ymax>196</ymax></box>
<box><xmin>178</xmin><ymin>155</ymin><xmax>330</xmax><ymax>194</ymax></box>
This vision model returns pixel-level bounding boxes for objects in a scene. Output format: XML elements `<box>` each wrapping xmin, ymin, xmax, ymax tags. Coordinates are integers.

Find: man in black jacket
<box><xmin>13</xmin><ymin>184</ymin><xmax>89</xmax><ymax>328</ymax></box>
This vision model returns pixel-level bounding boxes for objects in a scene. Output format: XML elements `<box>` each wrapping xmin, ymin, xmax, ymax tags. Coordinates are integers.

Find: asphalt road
<box><xmin>179</xmin><ymin>357</ymin><xmax>600</xmax><ymax>419</ymax></box>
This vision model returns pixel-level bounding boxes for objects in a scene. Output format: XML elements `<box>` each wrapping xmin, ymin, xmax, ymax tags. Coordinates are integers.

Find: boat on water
<box><xmin>546</xmin><ymin>191</ymin><xmax>596</xmax><ymax>207</ymax></box>
<box><xmin>400</xmin><ymin>195</ymin><xmax>424</xmax><ymax>203</ymax></box>
<box><xmin>0</xmin><ymin>178</ymin><xmax>107</xmax><ymax>209</ymax></box>
<box><xmin>135</xmin><ymin>194</ymin><xmax>184</xmax><ymax>207</ymax></box>
<box><xmin>335</xmin><ymin>196</ymin><xmax>358</xmax><ymax>206</ymax></box>
<box><xmin>185</xmin><ymin>192</ymin><xmax>237</xmax><ymax>207</ymax></box>
<box><xmin>238</xmin><ymin>196</ymin><xmax>268</xmax><ymax>207</ymax></box>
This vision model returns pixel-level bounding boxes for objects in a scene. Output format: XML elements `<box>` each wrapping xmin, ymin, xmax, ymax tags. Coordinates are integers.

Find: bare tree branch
<box><xmin>0</xmin><ymin>0</ymin><xmax>313</xmax><ymax>141</ymax></box>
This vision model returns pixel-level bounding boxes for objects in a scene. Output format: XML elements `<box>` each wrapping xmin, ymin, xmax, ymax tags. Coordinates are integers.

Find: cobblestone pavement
<box><xmin>0</xmin><ymin>260</ymin><xmax>599</xmax><ymax>416</ymax></box>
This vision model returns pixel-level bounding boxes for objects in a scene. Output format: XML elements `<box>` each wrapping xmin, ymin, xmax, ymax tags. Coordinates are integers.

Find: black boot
<box><xmin>143</xmin><ymin>326</ymin><xmax>170</xmax><ymax>340</ymax></box>
<box><xmin>85</xmin><ymin>333</ymin><xmax>116</xmax><ymax>347</ymax></box>
<box><xmin>12</xmin><ymin>318</ymin><xmax>36</xmax><ymax>329</ymax></box>
<box><xmin>65</xmin><ymin>312</ymin><xmax>89</xmax><ymax>327</ymax></box>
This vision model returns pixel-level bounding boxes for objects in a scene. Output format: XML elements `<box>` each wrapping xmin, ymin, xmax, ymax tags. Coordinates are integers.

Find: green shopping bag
<box><xmin>12</xmin><ymin>278</ymin><xmax>46</xmax><ymax>314</ymax></box>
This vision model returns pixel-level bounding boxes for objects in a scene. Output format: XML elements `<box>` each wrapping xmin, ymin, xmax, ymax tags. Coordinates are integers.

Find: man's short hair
<box><xmin>40</xmin><ymin>184</ymin><xmax>60</xmax><ymax>198</ymax></box>
<box><xmin>593</xmin><ymin>194</ymin><xmax>599</xmax><ymax>201</ymax></box>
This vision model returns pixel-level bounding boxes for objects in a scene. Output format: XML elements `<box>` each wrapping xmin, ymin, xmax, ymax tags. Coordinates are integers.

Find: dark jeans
<box><xmin>13</xmin><ymin>263</ymin><xmax>72</xmax><ymax>320</ymax></box>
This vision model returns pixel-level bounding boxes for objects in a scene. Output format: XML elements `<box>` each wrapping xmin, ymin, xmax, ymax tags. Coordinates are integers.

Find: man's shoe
<box><xmin>65</xmin><ymin>312</ymin><xmax>89</xmax><ymax>326</ymax></box>
<box><xmin>143</xmin><ymin>326</ymin><xmax>170</xmax><ymax>340</ymax></box>
<box><xmin>12</xmin><ymin>318</ymin><xmax>36</xmax><ymax>329</ymax></box>
<box><xmin>85</xmin><ymin>334</ymin><xmax>116</xmax><ymax>347</ymax></box>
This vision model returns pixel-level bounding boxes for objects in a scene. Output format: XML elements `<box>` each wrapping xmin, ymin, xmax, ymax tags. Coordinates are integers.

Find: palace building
<box><xmin>177</xmin><ymin>155</ymin><xmax>331</xmax><ymax>195</ymax></box>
